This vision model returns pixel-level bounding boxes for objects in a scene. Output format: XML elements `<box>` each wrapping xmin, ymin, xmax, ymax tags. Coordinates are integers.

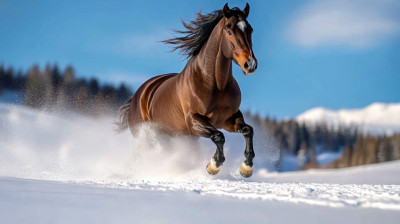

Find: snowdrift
<box><xmin>0</xmin><ymin>102</ymin><xmax>279</xmax><ymax>182</ymax></box>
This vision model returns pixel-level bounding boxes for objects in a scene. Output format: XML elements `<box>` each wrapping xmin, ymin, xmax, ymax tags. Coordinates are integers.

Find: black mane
<box><xmin>163</xmin><ymin>8</ymin><xmax>245</xmax><ymax>58</ymax></box>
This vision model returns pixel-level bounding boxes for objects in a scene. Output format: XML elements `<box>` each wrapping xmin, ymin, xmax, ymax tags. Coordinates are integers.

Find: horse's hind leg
<box><xmin>223</xmin><ymin>110</ymin><xmax>255</xmax><ymax>178</ymax></box>
<box><xmin>186</xmin><ymin>113</ymin><xmax>225</xmax><ymax>175</ymax></box>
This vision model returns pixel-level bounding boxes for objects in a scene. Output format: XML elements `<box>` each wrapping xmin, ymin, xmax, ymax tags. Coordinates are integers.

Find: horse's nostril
<box><xmin>244</xmin><ymin>62</ymin><xmax>249</xmax><ymax>69</ymax></box>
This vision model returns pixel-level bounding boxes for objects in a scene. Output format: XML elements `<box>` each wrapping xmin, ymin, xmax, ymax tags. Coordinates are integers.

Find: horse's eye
<box><xmin>224</xmin><ymin>24</ymin><xmax>232</xmax><ymax>35</ymax></box>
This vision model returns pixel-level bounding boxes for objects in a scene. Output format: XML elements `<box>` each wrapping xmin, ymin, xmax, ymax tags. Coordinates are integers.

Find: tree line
<box><xmin>247</xmin><ymin>113</ymin><xmax>400</xmax><ymax>170</ymax></box>
<box><xmin>0</xmin><ymin>64</ymin><xmax>132</xmax><ymax>115</ymax></box>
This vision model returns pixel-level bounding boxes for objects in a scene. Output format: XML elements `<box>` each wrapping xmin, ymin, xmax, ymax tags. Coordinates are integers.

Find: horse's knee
<box><xmin>245</xmin><ymin>150</ymin><xmax>255</xmax><ymax>160</ymax></box>
<box><xmin>210</xmin><ymin>131</ymin><xmax>225</xmax><ymax>145</ymax></box>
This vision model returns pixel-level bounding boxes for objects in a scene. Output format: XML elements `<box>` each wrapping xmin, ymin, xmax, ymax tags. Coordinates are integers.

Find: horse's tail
<box><xmin>115</xmin><ymin>96</ymin><xmax>133</xmax><ymax>133</ymax></box>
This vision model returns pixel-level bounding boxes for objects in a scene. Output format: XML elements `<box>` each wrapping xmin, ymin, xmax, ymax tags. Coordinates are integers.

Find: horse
<box><xmin>116</xmin><ymin>3</ymin><xmax>258</xmax><ymax>177</ymax></box>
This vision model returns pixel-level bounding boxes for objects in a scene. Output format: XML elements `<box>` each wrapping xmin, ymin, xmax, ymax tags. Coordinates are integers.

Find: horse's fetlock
<box><xmin>214</xmin><ymin>155</ymin><xmax>225</xmax><ymax>167</ymax></box>
<box><xmin>244</xmin><ymin>160</ymin><xmax>254</xmax><ymax>167</ymax></box>
<box><xmin>245</xmin><ymin>151</ymin><xmax>255</xmax><ymax>159</ymax></box>
<box><xmin>219</xmin><ymin>155</ymin><xmax>226</xmax><ymax>163</ymax></box>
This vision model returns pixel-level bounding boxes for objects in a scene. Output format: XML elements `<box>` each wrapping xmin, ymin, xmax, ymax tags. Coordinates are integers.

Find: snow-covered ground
<box><xmin>1</xmin><ymin>171</ymin><xmax>400</xmax><ymax>224</ymax></box>
<box><xmin>1</xmin><ymin>103</ymin><xmax>400</xmax><ymax>223</ymax></box>
<box><xmin>297</xmin><ymin>102</ymin><xmax>400</xmax><ymax>135</ymax></box>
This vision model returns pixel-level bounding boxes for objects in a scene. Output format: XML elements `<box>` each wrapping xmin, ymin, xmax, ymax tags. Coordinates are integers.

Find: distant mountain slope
<box><xmin>296</xmin><ymin>103</ymin><xmax>400</xmax><ymax>135</ymax></box>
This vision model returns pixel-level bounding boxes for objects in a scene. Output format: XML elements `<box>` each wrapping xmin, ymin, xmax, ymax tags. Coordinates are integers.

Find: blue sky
<box><xmin>1</xmin><ymin>0</ymin><xmax>399</xmax><ymax>118</ymax></box>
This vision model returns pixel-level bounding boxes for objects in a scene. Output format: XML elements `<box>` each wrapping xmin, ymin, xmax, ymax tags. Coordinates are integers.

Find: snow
<box><xmin>316</xmin><ymin>151</ymin><xmax>342</xmax><ymax>165</ymax></box>
<box><xmin>3</xmin><ymin>177</ymin><xmax>399</xmax><ymax>224</ymax></box>
<box><xmin>1</xmin><ymin>162</ymin><xmax>400</xmax><ymax>224</ymax></box>
<box><xmin>1</xmin><ymin>102</ymin><xmax>400</xmax><ymax>223</ymax></box>
<box><xmin>261</xmin><ymin>160</ymin><xmax>400</xmax><ymax>185</ymax></box>
<box><xmin>296</xmin><ymin>102</ymin><xmax>400</xmax><ymax>135</ymax></box>
<box><xmin>0</xmin><ymin>102</ymin><xmax>280</xmax><ymax>181</ymax></box>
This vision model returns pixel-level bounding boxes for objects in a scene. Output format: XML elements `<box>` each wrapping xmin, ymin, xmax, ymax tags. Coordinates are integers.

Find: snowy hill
<box><xmin>296</xmin><ymin>102</ymin><xmax>400</xmax><ymax>135</ymax></box>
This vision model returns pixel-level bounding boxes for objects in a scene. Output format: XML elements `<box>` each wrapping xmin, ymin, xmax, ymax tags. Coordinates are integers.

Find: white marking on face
<box><xmin>237</xmin><ymin>20</ymin><xmax>246</xmax><ymax>32</ymax></box>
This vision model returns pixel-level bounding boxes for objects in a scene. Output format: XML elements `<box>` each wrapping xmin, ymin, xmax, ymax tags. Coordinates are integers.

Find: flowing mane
<box><xmin>163</xmin><ymin>10</ymin><xmax>224</xmax><ymax>58</ymax></box>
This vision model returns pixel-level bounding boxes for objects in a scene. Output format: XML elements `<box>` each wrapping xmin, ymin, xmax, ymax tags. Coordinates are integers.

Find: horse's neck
<box><xmin>194</xmin><ymin>22</ymin><xmax>232</xmax><ymax>91</ymax></box>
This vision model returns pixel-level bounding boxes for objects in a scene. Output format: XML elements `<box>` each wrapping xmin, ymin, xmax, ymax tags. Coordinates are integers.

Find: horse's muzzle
<box><xmin>243</xmin><ymin>56</ymin><xmax>257</xmax><ymax>75</ymax></box>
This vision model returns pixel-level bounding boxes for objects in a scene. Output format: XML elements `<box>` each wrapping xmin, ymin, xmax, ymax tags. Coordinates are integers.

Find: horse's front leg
<box><xmin>223</xmin><ymin>110</ymin><xmax>255</xmax><ymax>178</ymax></box>
<box><xmin>186</xmin><ymin>113</ymin><xmax>225</xmax><ymax>175</ymax></box>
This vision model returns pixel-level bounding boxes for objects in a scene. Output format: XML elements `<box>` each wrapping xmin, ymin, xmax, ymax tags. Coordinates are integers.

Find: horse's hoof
<box><xmin>206</xmin><ymin>158</ymin><xmax>222</xmax><ymax>175</ymax></box>
<box><xmin>240</xmin><ymin>162</ymin><xmax>253</xmax><ymax>178</ymax></box>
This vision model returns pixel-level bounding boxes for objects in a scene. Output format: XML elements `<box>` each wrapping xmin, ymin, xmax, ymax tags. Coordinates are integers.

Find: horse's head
<box><xmin>221</xmin><ymin>3</ymin><xmax>257</xmax><ymax>75</ymax></box>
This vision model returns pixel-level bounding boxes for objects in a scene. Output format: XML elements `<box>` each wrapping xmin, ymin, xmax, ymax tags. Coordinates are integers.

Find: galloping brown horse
<box><xmin>117</xmin><ymin>3</ymin><xmax>258</xmax><ymax>177</ymax></box>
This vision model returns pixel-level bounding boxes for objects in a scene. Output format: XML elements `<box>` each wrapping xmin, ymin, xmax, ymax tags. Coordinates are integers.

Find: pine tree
<box><xmin>75</xmin><ymin>86</ymin><xmax>90</xmax><ymax>113</ymax></box>
<box><xmin>56</xmin><ymin>65</ymin><xmax>76</xmax><ymax>108</ymax></box>
<box><xmin>364</xmin><ymin>137</ymin><xmax>378</xmax><ymax>165</ymax></box>
<box><xmin>89</xmin><ymin>78</ymin><xmax>100</xmax><ymax>96</ymax></box>
<box><xmin>63</xmin><ymin>65</ymin><xmax>75</xmax><ymax>85</ymax></box>
<box><xmin>0</xmin><ymin>64</ymin><xmax>4</xmax><ymax>92</ymax></box>
<box><xmin>351</xmin><ymin>135</ymin><xmax>364</xmax><ymax>166</ymax></box>
<box><xmin>377</xmin><ymin>137</ymin><xmax>391</xmax><ymax>163</ymax></box>
<box><xmin>51</xmin><ymin>64</ymin><xmax>62</xmax><ymax>88</ymax></box>
<box><xmin>390</xmin><ymin>135</ymin><xmax>400</xmax><ymax>160</ymax></box>
<box><xmin>0</xmin><ymin>66</ymin><xmax>14</xmax><ymax>91</ymax></box>
<box><xmin>25</xmin><ymin>65</ymin><xmax>43</xmax><ymax>107</ymax></box>
<box><xmin>42</xmin><ymin>64</ymin><xmax>55</xmax><ymax>107</ymax></box>
<box><xmin>340</xmin><ymin>145</ymin><xmax>352</xmax><ymax>168</ymax></box>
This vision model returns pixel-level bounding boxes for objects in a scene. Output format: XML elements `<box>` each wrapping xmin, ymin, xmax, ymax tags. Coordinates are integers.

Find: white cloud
<box><xmin>288</xmin><ymin>0</ymin><xmax>400</xmax><ymax>47</ymax></box>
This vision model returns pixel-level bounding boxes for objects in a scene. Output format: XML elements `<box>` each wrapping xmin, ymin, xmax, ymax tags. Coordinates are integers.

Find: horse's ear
<box><xmin>223</xmin><ymin>3</ymin><xmax>232</xmax><ymax>18</ymax></box>
<box><xmin>243</xmin><ymin>3</ymin><xmax>250</xmax><ymax>18</ymax></box>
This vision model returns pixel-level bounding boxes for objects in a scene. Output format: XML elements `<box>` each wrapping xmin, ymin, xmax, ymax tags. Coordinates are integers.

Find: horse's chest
<box><xmin>205</xmin><ymin>91</ymin><xmax>241</xmax><ymax>126</ymax></box>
